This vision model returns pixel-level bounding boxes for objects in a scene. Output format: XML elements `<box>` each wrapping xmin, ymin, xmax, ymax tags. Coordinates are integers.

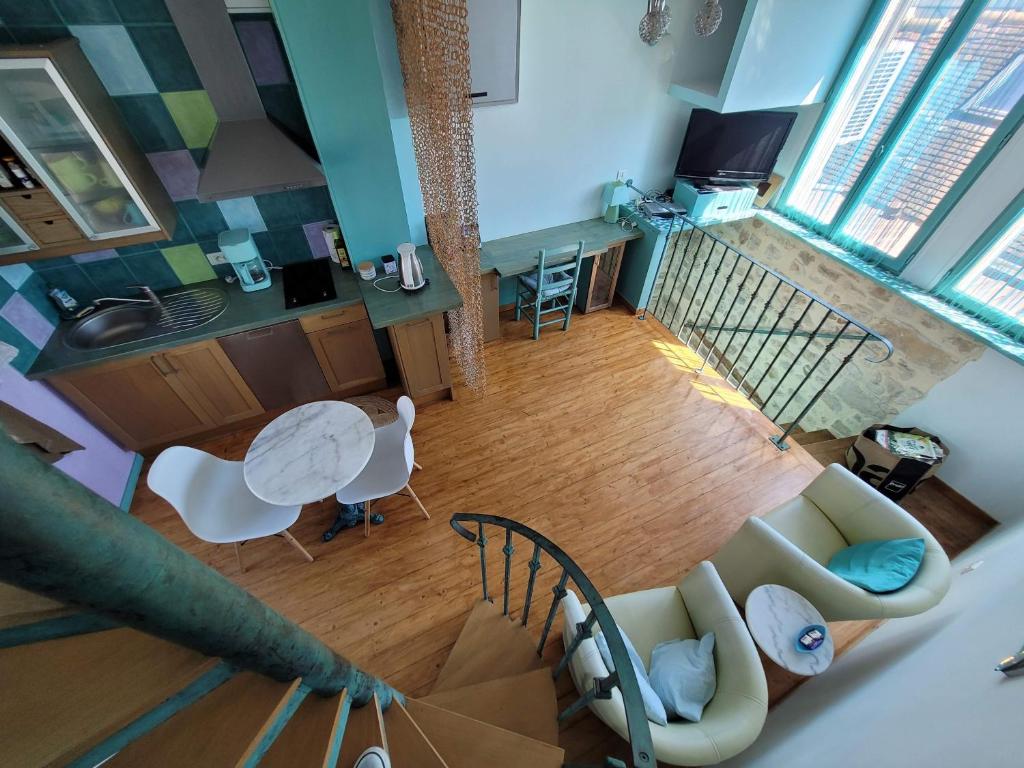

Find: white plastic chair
<box><xmin>336</xmin><ymin>396</ymin><xmax>430</xmax><ymax>537</ymax></box>
<box><xmin>148</xmin><ymin>445</ymin><xmax>314</xmax><ymax>572</ymax></box>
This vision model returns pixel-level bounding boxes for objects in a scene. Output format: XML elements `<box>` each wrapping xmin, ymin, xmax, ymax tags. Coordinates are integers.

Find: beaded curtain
<box><xmin>391</xmin><ymin>0</ymin><xmax>486</xmax><ymax>392</ymax></box>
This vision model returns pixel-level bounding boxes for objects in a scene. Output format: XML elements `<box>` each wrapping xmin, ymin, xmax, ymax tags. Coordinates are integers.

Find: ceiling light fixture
<box><xmin>639</xmin><ymin>0</ymin><xmax>672</xmax><ymax>46</ymax></box>
<box><xmin>694</xmin><ymin>0</ymin><xmax>723</xmax><ymax>37</ymax></box>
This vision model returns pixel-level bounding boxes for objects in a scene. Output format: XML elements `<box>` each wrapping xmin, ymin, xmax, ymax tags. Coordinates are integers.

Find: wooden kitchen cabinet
<box><xmin>0</xmin><ymin>39</ymin><xmax>176</xmax><ymax>264</ymax></box>
<box><xmin>162</xmin><ymin>340</ymin><xmax>263</xmax><ymax>426</ymax></box>
<box><xmin>50</xmin><ymin>339</ymin><xmax>261</xmax><ymax>451</ymax></box>
<box><xmin>299</xmin><ymin>304</ymin><xmax>386</xmax><ymax>396</ymax></box>
<box><xmin>387</xmin><ymin>313</ymin><xmax>453</xmax><ymax>403</ymax></box>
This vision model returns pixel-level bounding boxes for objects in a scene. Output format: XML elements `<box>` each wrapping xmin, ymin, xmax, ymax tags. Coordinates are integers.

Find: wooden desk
<box><xmin>478</xmin><ymin>219</ymin><xmax>644</xmax><ymax>340</ymax></box>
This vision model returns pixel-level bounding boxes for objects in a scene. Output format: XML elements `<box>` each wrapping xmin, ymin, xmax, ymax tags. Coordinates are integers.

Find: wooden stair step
<box><xmin>792</xmin><ymin>428</ymin><xmax>836</xmax><ymax>445</ymax></box>
<box><xmin>432</xmin><ymin>600</ymin><xmax>545</xmax><ymax>694</ymax></box>
<box><xmin>805</xmin><ymin>436</ymin><xmax>856</xmax><ymax>466</ymax></box>
<box><xmin>405</xmin><ymin>698</ymin><xmax>564</xmax><ymax>768</ymax></box>
<box><xmin>0</xmin><ymin>627</ymin><xmax>217</xmax><ymax>768</ymax></box>
<box><xmin>383</xmin><ymin>701</ymin><xmax>449</xmax><ymax>768</ymax></box>
<box><xmin>104</xmin><ymin>672</ymin><xmax>300</xmax><ymax>768</ymax></box>
<box><xmin>421</xmin><ymin>667</ymin><xmax>559</xmax><ymax>745</ymax></box>
<box><xmin>0</xmin><ymin>583</ymin><xmax>75</xmax><ymax>630</ymax></box>
<box><xmin>259</xmin><ymin>690</ymin><xmax>348</xmax><ymax>768</ymax></box>
<box><xmin>338</xmin><ymin>693</ymin><xmax>389</xmax><ymax>768</ymax></box>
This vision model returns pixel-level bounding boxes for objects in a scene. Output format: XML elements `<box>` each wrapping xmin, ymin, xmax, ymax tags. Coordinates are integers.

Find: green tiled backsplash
<box><xmin>0</xmin><ymin>0</ymin><xmax>329</xmax><ymax>305</ymax></box>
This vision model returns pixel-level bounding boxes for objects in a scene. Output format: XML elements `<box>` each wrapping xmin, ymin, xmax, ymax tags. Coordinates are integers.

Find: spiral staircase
<box><xmin>1</xmin><ymin>585</ymin><xmax>565</xmax><ymax>768</ymax></box>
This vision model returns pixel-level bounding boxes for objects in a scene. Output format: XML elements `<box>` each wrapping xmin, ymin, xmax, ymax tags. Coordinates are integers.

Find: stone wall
<box><xmin>649</xmin><ymin>214</ymin><xmax>986</xmax><ymax>436</ymax></box>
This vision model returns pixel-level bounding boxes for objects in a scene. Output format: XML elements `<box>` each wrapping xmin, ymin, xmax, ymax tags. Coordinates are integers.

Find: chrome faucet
<box><xmin>91</xmin><ymin>284</ymin><xmax>164</xmax><ymax>312</ymax></box>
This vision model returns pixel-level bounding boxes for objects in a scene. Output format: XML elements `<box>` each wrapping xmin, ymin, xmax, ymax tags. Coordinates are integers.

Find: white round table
<box><xmin>745</xmin><ymin>584</ymin><xmax>834</xmax><ymax>676</ymax></box>
<box><xmin>243</xmin><ymin>401</ymin><xmax>375</xmax><ymax>506</ymax></box>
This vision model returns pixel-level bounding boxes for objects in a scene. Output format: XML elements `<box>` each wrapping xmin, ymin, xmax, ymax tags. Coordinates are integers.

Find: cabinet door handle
<box><xmin>152</xmin><ymin>354</ymin><xmax>176</xmax><ymax>375</ymax></box>
<box><xmin>246</xmin><ymin>328</ymin><xmax>275</xmax><ymax>339</ymax></box>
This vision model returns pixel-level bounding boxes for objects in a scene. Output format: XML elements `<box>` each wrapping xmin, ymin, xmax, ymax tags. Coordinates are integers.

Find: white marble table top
<box><xmin>243</xmin><ymin>401</ymin><xmax>375</xmax><ymax>507</ymax></box>
<box><xmin>745</xmin><ymin>584</ymin><xmax>834</xmax><ymax>676</ymax></box>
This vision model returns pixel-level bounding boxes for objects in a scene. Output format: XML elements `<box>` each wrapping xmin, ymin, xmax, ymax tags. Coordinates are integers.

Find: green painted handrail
<box><xmin>450</xmin><ymin>513</ymin><xmax>656</xmax><ymax>768</ymax></box>
<box><xmin>0</xmin><ymin>431</ymin><xmax>399</xmax><ymax>707</ymax></box>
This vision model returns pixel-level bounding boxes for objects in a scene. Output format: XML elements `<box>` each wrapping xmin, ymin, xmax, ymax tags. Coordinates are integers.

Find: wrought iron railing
<box><xmin>632</xmin><ymin>191</ymin><xmax>893</xmax><ymax>449</ymax></box>
<box><xmin>450</xmin><ymin>513</ymin><xmax>654</xmax><ymax>768</ymax></box>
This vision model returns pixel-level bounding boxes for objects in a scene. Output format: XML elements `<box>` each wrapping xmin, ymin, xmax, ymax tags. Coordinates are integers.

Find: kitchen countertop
<box><xmin>28</xmin><ymin>260</ymin><xmax>364</xmax><ymax>379</ymax></box>
<box><xmin>356</xmin><ymin>244</ymin><xmax>463</xmax><ymax>330</ymax></box>
<box><xmin>479</xmin><ymin>218</ymin><xmax>644</xmax><ymax>278</ymax></box>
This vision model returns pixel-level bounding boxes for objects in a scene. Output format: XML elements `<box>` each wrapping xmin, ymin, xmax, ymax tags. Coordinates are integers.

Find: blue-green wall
<box><xmin>272</xmin><ymin>0</ymin><xmax>412</xmax><ymax>262</ymax></box>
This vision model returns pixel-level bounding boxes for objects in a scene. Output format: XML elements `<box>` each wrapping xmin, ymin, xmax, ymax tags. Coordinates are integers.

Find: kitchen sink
<box><xmin>64</xmin><ymin>286</ymin><xmax>229</xmax><ymax>351</ymax></box>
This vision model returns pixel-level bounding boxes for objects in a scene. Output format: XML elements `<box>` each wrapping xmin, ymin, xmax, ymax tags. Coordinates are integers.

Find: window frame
<box><xmin>934</xmin><ymin>188</ymin><xmax>1024</xmax><ymax>339</ymax></box>
<box><xmin>776</xmin><ymin>0</ymin><xmax>1024</xmax><ymax>273</ymax></box>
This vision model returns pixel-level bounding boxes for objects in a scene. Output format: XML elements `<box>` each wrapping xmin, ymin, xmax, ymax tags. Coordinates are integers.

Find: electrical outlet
<box><xmin>616</xmin><ymin>169</ymin><xmax>628</xmax><ymax>182</ymax></box>
<box><xmin>206</xmin><ymin>250</ymin><xmax>227</xmax><ymax>266</ymax></box>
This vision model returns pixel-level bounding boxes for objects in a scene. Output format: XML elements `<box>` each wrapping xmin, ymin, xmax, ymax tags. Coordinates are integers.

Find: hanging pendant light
<box><xmin>639</xmin><ymin>0</ymin><xmax>672</xmax><ymax>46</ymax></box>
<box><xmin>694</xmin><ymin>0</ymin><xmax>723</xmax><ymax>38</ymax></box>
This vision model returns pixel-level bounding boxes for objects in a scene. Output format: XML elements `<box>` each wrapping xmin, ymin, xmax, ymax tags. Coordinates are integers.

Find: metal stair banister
<box><xmin>0</xmin><ymin>431</ymin><xmax>400</xmax><ymax>707</ymax></box>
<box><xmin>451</xmin><ymin>513</ymin><xmax>656</xmax><ymax>768</ymax></box>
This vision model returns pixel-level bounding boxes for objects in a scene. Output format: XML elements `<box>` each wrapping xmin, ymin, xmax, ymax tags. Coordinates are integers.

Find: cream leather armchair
<box><xmin>564</xmin><ymin>561</ymin><xmax>767</xmax><ymax>766</ymax></box>
<box><xmin>711</xmin><ymin>463</ymin><xmax>951</xmax><ymax>621</ymax></box>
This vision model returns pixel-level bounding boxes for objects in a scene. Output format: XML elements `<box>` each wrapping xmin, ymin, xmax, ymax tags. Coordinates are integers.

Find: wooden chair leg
<box><xmin>233</xmin><ymin>542</ymin><xmax>245</xmax><ymax>574</ymax></box>
<box><xmin>533</xmin><ymin>298</ymin><xmax>542</xmax><ymax>340</ymax></box>
<box><xmin>514</xmin><ymin>287</ymin><xmax>522</xmax><ymax>320</ymax></box>
<box><xmin>405</xmin><ymin>484</ymin><xmax>430</xmax><ymax>520</ymax></box>
<box><xmin>413</xmin><ymin>461</ymin><xmax>423</xmax><ymax>471</ymax></box>
<box><xmin>281</xmin><ymin>529</ymin><xmax>314</xmax><ymax>563</ymax></box>
<box><xmin>364</xmin><ymin>498</ymin><xmax>371</xmax><ymax>538</ymax></box>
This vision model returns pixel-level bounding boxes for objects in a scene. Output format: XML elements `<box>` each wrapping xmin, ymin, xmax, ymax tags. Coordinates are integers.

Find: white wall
<box><xmin>893</xmin><ymin>348</ymin><xmax>1024</xmax><ymax>524</ymax></box>
<box><xmin>722</xmin><ymin>521</ymin><xmax>1022</xmax><ymax>768</ymax></box>
<box><xmin>472</xmin><ymin>0</ymin><xmax>691</xmax><ymax>240</ymax></box>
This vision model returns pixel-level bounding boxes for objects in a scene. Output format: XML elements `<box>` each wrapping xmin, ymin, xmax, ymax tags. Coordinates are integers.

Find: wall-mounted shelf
<box><xmin>670</xmin><ymin>0</ymin><xmax>872</xmax><ymax>113</ymax></box>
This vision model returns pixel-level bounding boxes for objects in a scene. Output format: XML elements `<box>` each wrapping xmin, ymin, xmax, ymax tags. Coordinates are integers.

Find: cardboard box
<box><xmin>845</xmin><ymin>424</ymin><xmax>947</xmax><ymax>501</ymax></box>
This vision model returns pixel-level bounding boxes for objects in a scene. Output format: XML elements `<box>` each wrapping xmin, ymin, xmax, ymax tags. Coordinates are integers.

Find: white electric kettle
<box><xmin>397</xmin><ymin>242</ymin><xmax>426</xmax><ymax>292</ymax></box>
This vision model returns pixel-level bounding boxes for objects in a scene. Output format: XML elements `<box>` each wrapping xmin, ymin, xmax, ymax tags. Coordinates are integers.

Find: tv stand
<box><xmin>673</xmin><ymin>179</ymin><xmax>756</xmax><ymax>221</ymax></box>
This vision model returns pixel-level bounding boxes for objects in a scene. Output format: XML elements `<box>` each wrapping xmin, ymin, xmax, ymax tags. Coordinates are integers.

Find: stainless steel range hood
<box><xmin>165</xmin><ymin>0</ymin><xmax>325</xmax><ymax>202</ymax></box>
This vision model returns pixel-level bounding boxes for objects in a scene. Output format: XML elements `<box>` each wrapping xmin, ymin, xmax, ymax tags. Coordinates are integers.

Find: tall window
<box><xmin>780</xmin><ymin>0</ymin><xmax>1024</xmax><ymax>268</ymax></box>
<box><xmin>937</xmin><ymin>197</ymin><xmax>1024</xmax><ymax>340</ymax></box>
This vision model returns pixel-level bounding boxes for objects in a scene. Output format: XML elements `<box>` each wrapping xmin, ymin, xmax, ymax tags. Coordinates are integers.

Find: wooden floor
<box><xmin>132</xmin><ymin>305</ymin><xmax>994</xmax><ymax>766</ymax></box>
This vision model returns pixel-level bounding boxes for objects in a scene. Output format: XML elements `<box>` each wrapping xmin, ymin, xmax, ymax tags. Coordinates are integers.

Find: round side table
<box><xmin>745</xmin><ymin>584</ymin><xmax>834</xmax><ymax>676</ymax></box>
<box><xmin>243</xmin><ymin>400</ymin><xmax>374</xmax><ymax>507</ymax></box>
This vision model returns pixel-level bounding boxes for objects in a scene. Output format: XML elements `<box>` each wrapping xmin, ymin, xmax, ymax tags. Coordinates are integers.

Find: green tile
<box><xmin>79</xmin><ymin>257</ymin><xmax>136</xmax><ymax>297</ymax></box>
<box><xmin>111</xmin><ymin>0</ymin><xmax>171</xmax><ymax>23</ymax></box>
<box><xmin>128</xmin><ymin>24</ymin><xmax>202</xmax><ymax>92</ymax></box>
<box><xmin>252</xmin><ymin>231</ymin><xmax>277</xmax><ymax>261</ymax></box>
<box><xmin>0</xmin><ymin>317</ymin><xmax>38</xmax><ymax>373</ymax></box>
<box><xmin>52</xmin><ymin>0</ymin><xmax>118</xmax><ymax>24</ymax></box>
<box><xmin>0</xmin><ymin>273</ymin><xmax>13</xmax><ymax>306</ymax></box>
<box><xmin>269</xmin><ymin>227</ymin><xmax>312</xmax><ymax>265</ymax></box>
<box><xmin>0</xmin><ymin>0</ymin><xmax>61</xmax><ymax>26</ymax></box>
<box><xmin>161</xmin><ymin>244</ymin><xmax>215</xmax><ymax>284</ymax></box>
<box><xmin>254</xmin><ymin>191</ymin><xmax>297</xmax><ymax>229</ymax></box>
<box><xmin>176</xmin><ymin>200</ymin><xmax>226</xmax><ymax>240</ymax></box>
<box><xmin>114</xmin><ymin>94</ymin><xmax>185</xmax><ymax>152</ymax></box>
<box><xmin>161</xmin><ymin>90</ymin><xmax>217</xmax><ymax>149</ymax></box>
<box><xmin>189</xmin><ymin>147</ymin><xmax>208</xmax><ymax>168</ymax></box>
<box><xmin>36</xmin><ymin>264</ymin><xmax>100</xmax><ymax>304</ymax></box>
<box><xmin>122</xmin><ymin>252</ymin><xmax>181</xmax><ymax>291</ymax></box>
<box><xmin>19</xmin><ymin>272</ymin><xmax>60</xmax><ymax>324</ymax></box>
<box><xmin>289</xmin><ymin>186</ymin><xmax>335</xmax><ymax>224</ymax></box>
<box><xmin>9</xmin><ymin>25</ymin><xmax>70</xmax><ymax>44</ymax></box>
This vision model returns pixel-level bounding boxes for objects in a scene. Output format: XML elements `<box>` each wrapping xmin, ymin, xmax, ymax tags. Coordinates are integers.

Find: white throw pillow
<box><xmin>649</xmin><ymin>632</ymin><xmax>717</xmax><ymax>722</ymax></box>
<box><xmin>560</xmin><ymin>590</ymin><xmax>610</xmax><ymax>687</ymax></box>
<box><xmin>595</xmin><ymin>625</ymin><xmax>669</xmax><ymax>726</ymax></box>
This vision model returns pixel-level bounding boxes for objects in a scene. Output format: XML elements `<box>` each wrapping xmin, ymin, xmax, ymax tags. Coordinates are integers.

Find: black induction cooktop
<box><xmin>282</xmin><ymin>259</ymin><xmax>337</xmax><ymax>309</ymax></box>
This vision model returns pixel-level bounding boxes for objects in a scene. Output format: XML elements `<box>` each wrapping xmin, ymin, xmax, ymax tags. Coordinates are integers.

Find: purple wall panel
<box><xmin>0</xmin><ymin>362</ymin><xmax>136</xmax><ymax>506</ymax></box>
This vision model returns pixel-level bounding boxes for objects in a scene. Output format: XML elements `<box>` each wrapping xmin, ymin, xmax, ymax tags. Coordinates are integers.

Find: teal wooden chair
<box><xmin>514</xmin><ymin>240</ymin><xmax>586</xmax><ymax>340</ymax></box>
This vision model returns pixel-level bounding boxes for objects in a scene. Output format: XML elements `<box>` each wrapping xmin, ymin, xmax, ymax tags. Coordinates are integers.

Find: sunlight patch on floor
<box><xmin>690</xmin><ymin>381</ymin><xmax>759</xmax><ymax>411</ymax></box>
<box><xmin>651</xmin><ymin>338</ymin><xmax>723</xmax><ymax>378</ymax></box>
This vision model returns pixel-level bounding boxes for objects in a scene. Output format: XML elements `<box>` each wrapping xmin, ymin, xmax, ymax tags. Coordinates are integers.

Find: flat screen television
<box><xmin>675</xmin><ymin>109</ymin><xmax>797</xmax><ymax>186</ymax></box>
